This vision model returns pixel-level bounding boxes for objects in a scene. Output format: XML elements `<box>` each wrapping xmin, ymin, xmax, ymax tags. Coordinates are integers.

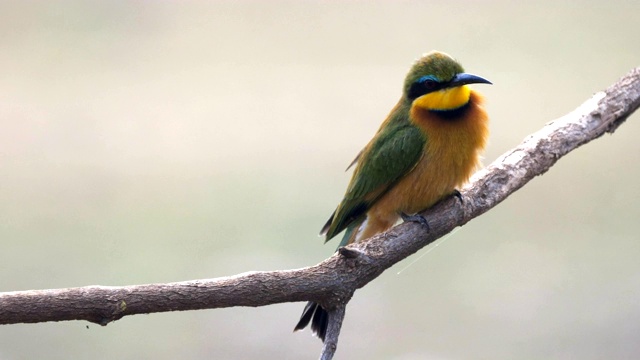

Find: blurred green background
<box><xmin>1</xmin><ymin>1</ymin><xmax>639</xmax><ymax>359</ymax></box>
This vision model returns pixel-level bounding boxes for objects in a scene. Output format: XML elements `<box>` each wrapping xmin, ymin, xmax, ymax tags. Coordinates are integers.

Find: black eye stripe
<box><xmin>407</xmin><ymin>78</ymin><xmax>445</xmax><ymax>100</ymax></box>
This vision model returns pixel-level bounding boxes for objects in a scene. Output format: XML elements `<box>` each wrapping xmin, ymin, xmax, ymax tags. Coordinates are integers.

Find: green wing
<box><xmin>322</xmin><ymin>122</ymin><xmax>426</xmax><ymax>241</ymax></box>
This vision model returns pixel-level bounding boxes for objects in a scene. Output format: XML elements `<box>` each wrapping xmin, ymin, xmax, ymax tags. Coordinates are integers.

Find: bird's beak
<box><xmin>449</xmin><ymin>73</ymin><xmax>492</xmax><ymax>87</ymax></box>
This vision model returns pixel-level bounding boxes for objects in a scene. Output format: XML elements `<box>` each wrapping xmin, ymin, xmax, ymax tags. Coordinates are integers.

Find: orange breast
<box><xmin>357</xmin><ymin>91</ymin><xmax>488</xmax><ymax>242</ymax></box>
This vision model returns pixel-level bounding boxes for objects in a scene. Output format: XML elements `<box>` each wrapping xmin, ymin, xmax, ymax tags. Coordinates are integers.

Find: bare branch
<box><xmin>1</xmin><ymin>67</ymin><xmax>639</xmax><ymax>360</ymax></box>
<box><xmin>319</xmin><ymin>305</ymin><xmax>347</xmax><ymax>360</ymax></box>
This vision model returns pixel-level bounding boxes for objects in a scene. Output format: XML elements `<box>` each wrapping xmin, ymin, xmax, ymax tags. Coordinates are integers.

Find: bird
<box><xmin>293</xmin><ymin>51</ymin><xmax>491</xmax><ymax>342</ymax></box>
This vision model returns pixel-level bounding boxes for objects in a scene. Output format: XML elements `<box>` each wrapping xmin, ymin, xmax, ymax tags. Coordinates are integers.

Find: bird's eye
<box><xmin>408</xmin><ymin>77</ymin><xmax>440</xmax><ymax>99</ymax></box>
<box><xmin>421</xmin><ymin>79</ymin><xmax>437</xmax><ymax>89</ymax></box>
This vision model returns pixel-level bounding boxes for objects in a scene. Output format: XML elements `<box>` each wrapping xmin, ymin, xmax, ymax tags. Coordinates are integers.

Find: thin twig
<box><xmin>319</xmin><ymin>305</ymin><xmax>347</xmax><ymax>360</ymax></box>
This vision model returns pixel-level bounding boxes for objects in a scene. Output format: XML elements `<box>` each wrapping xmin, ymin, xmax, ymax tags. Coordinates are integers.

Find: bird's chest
<box><xmin>403</xmin><ymin>144</ymin><xmax>474</xmax><ymax>211</ymax></box>
<box><xmin>397</xmin><ymin>109</ymin><xmax>487</xmax><ymax>212</ymax></box>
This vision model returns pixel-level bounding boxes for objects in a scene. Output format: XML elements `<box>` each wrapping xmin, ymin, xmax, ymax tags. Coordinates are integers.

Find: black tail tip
<box><xmin>293</xmin><ymin>301</ymin><xmax>329</xmax><ymax>342</ymax></box>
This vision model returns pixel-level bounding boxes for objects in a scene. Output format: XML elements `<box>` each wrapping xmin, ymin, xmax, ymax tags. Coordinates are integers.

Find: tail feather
<box><xmin>337</xmin><ymin>218</ymin><xmax>363</xmax><ymax>248</ymax></box>
<box><xmin>320</xmin><ymin>211</ymin><xmax>335</xmax><ymax>238</ymax></box>
<box><xmin>298</xmin><ymin>215</ymin><xmax>365</xmax><ymax>342</ymax></box>
<box><xmin>293</xmin><ymin>301</ymin><xmax>329</xmax><ymax>342</ymax></box>
<box><xmin>293</xmin><ymin>301</ymin><xmax>316</xmax><ymax>332</ymax></box>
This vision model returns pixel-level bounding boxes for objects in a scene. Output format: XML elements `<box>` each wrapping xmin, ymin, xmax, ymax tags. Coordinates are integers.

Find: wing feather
<box><xmin>323</xmin><ymin>123</ymin><xmax>425</xmax><ymax>240</ymax></box>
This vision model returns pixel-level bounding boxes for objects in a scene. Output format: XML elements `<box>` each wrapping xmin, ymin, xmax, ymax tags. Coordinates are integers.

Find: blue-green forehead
<box><xmin>415</xmin><ymin>75</ymin><xmax>438</xmax><ymax>83</ymax></box>
<box><xmin>403</xmin><ymin>52</ymin><xmax>465</xmax><ymax>90</ymax></box>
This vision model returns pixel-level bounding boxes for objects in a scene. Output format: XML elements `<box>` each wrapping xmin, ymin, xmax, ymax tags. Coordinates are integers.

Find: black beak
<box><xmin>448</xmin><ymin>73</ymin><xmax>492</xmax><ymax>87</ymax></box>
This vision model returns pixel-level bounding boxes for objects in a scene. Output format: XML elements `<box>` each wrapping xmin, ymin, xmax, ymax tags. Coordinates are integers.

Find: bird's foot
<box><xmin>338</xmin><ymin>246</ymin><xmax>364</xmax><ymax>259</ymax></box>
<box><xmin>452</xmin><ymin>189</ymin><xmax>463</xmax><ymax>204</ymax></box>
<box><xmin>400</xmin><ymin>212</ymin><xmax>430</xmax><ymax>232</ymax></box>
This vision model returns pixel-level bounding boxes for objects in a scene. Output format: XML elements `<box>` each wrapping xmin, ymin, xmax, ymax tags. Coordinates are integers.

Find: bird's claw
<box><xmin>400</xmin><ymin>212</ymin><xmax>430</xmax><ymax>232</ymax></box>
<box><xmin>452</xmin><ymin>189</ymin><xmax>463</xmax><ymax>204</ymax></box>
<box><xmin>338</xmin><ymin>246</ymin><xmax>364</xmax><ymax>259</ymax></box>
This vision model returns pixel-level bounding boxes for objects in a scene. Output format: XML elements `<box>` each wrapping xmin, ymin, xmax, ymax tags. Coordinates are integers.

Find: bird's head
<box><xmin>404</xmin><ymin>51</ymin><xmax>491</xmax><ymax>111</ymax></box>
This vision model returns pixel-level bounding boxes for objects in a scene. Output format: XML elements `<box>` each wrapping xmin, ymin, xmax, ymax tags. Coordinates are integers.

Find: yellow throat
<box><xmin>413</xmin><ymin>85</ymin><xmax>471</xmax><ymax>111</ymax></box>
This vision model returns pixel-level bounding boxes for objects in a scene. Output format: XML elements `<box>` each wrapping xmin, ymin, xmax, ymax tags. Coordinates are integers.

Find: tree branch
<box><xmin>319</xmin><ymin>304</ymin><xmax>347</xmax><ymax>360</ymax></box>
<box><xmin>1</xmin><ymin>67</ymin><xmax>639</xmax><ymax>360</ymax></box>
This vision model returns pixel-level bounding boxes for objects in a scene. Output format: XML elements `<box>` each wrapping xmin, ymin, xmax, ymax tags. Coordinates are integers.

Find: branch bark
<box><xmin>1</xmin><ymin>67</ymin><xmax>639</xmax><ymax>360</ymax></box>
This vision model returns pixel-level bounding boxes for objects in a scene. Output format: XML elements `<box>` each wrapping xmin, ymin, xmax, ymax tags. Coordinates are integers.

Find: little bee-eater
<box><xmin>294</xmin><ymin>51</ymin><xmax>491</xmax><ymax>341</ymax></box>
